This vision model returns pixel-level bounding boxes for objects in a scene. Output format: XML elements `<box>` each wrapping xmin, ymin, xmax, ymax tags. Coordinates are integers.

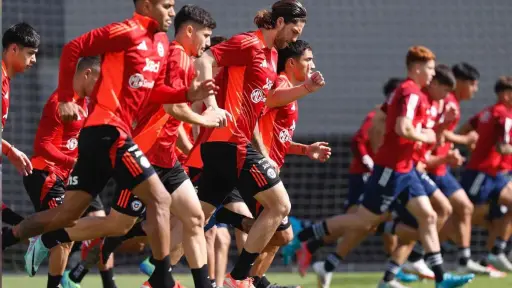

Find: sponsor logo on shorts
<box><xmin>379</xmin><ymin>195</ymin><xmax>394</xmax><ymax>213</ymax></box>
<box><xmin>131</xmin><ymin>200</ymin><xmax>143</xmax><ymax>211</ymax></box>
<box><xmin>281</xmin><ymin>216</ymin><xmax>289</xmax><ymax>225</ymax></box>
<box><xmin>68</xmin><ymin>176</ymin><xmax>79</xmax><ymax>186</ymax></box>
<box><xmin>66</xmin><ymin>138</ymin><xmax>78</xmax><ymax>150</ymax></box>
<box><xmin>267</xmin><ymin>168</ymin><xmax>277</xmax><ymax>179</ymax></box>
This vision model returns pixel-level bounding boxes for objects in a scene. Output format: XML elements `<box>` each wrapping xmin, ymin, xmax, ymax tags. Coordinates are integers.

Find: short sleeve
<box><xmin>397</xmin><ymin>92</ymin><xmax>420</xmax><ymax>119</ymax></box>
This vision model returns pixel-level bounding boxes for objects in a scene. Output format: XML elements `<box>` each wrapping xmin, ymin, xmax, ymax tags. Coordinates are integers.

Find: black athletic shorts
<box><xmin>222</xmin><ymin>189</ymin><xmax>290</xmax><ymax>231</ymax></box>
<box><xmin>111</xmin><ymin>162</ymin><xmax>189</xmax><ymax>217</ymax></box>
<box><xmin>197</xmin><ymin>142</ymin><xmax>281</xmax><ymax>207</ymax></box>
<box><xmin>24</xmin><ymin>169</ymin><xmax>105</xmax><ymax>213</ymax></box>
<box><xmin>67</xmin><ymin>125</ymin><xmax>156</xmax><ymax>198</ymax></box>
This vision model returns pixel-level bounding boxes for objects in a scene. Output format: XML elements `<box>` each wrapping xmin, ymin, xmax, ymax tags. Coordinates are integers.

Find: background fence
<box><xmin>2</xmin><ymin>0</ymin><xmax>512</xmax><ymax>272</ymax></box>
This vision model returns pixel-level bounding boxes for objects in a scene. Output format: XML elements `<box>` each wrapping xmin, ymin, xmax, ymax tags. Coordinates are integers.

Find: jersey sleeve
<box><xmin>210</xmin><ymin>34</ymin><xmax>261</xmax><ymax>67</ymax></box>
<box><xmin>397</xmin><ymin>90</ymin><xmax>420</xmax><ymax>120</ymax></box>
<box><xmin>34</xmin><ymin>99</ymin><xmax>76</xmax><ymax>169</ymax></box>
<box><xmin>165</xmin><ymin>49</ymin><xmax>189</xmax><ymax>90</ymax></box>
<box><xmin>468</xmin><ymin>111</ymin><xmax>481</xmax><ymax>129</ymax></box>
<box><xmin>58</xmin><ymin>21</ymin><xmax>137</xmax><ymax>102</ymax></box>
<box><xmin>351</xmin><ymin>114</ymin><xmax>373</xmax><ymax>158</ymax></box>
<box><xmin>497</xmin><ymin>112</ymin><xmax>512</xmax><ymax>144</ymax></box>
<box><xmin>149</xmin><ymin>50</ymin><xmax>188</xmax><ymax>104</ymax></box>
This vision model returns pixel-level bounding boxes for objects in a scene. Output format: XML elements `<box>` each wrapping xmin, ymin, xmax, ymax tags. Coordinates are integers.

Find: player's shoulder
<box><xmin>398</xmin><ymin>79</ymin><xmax>422</xmax><ymax>95</ymax></box>
<box><xmin>230</xmin><ymin>31</ymin><xmax>264</xmax><ymax>50</ymax></box>
<box><xmin>168</xmin><ymin>41</ymin><xmax>187</xmax><ymax>60</ymax></box>
<box><xmin>107</xmin><ymin>18</ymin><xmax>139</xmax><ymax>36</ymax></box>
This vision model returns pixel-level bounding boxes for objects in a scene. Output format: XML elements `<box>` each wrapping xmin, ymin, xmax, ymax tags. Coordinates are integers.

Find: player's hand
<box><xmin>199</xmin><ymin>107</ymin><xmax>224</xmax><ymax>128</ymax></box>
<box><xmin>7</xmin><ymin>147</ymin><xmax>32</xmax><ymax>176</ymax></box>
<box><xmin>59</xmin><ymin>102</ymin><xmax>87</xmax><ymax>123</ymax></box>
<box><xmin>304</xmin><ymin>71</ymin><xmax>325</xmax><ymax>93</ymax></box>
<box><xmin>306</xmin><ymin>142</ymin><xmax>332</xmax><ymax>163</ymax></box>
<box><xmin>466</xmin><ymin>131</ymin><xmax>479</xmax><ymax>148</ymax></box>
<box><xmin>212</xmin><ymin>107</ymin><xmax>233</xmax><ymax>127</ymax></box>
<box><xmin>422</xmin><ymin>128</ymin><xmax>437</xmax><ymax>144</ymax></box>
<box><xmin>361</xmin><ymin>154</ymin><xmax>374</xmax><ymax>170</ymax></box>
<box><xmin>187</xmin><ymin>73</ymin><xmax>219</xmax><ymax>102</ymax></box>
<box><xmin>447</xmin><ymin>149</ymin><xmax>466</xmax><ymax>167</ymax></box>
<box><xmin>443</xmin><ymin>105</ymin><xmax>458</xmax><ymax>123</ymax></box>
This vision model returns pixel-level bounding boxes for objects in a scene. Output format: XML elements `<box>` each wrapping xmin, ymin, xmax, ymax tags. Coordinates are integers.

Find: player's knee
<box><xmin>273</xmin><ymin>228</ymin><xmax>294</xmax><ymax>246</ymax></box>
<box><xmin>420</xmin><ymin>209</ymin><xmax>438</xmax><ymax>227</ymax></box>
<box><xmin>274</xmin><ymin>199</ymin><xmax>291</xmax><ymax>219</ymax></box>
<box><xmin>458</xmin><ymin>200</ymin><xmax>474</xmax><ymax>218</ymax></box>
<box><xmin>216</xmin><ymin>229</ymin><xmax>231</xmax><ymax>248</ymax></box>
<box><xmin>183</xmin><ymin>208</ymin><xmax>205</xmax><ymax>231</ymax></box>
<box><xmin>439</xmin><ymin>202</ymin><xmax>453</xmax><ymax>222</ymax></box>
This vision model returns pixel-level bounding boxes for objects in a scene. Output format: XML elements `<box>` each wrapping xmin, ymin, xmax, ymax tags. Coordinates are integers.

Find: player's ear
<box><xmin>275</xmin><ymin>17</ymin><xmax>284</xmax><ymax>29</ymax></box>
<box><xmin>186</xmin><ymin>25</ymin><xmax>194</xmax><ymax>37</ymax></box>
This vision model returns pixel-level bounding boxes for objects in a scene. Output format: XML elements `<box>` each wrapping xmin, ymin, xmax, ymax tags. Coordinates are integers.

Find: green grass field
<box><xmin>3</xmin><ymin>272</ymin><xmax>512</xmax><ymax>288</ymax></box>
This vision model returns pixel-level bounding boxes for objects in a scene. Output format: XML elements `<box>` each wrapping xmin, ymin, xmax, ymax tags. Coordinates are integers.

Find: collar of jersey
<box><xmin>132</xmin><ymin>13</ymin><xmax>159</xmax><ymax>32</ymax></box>
<box><xmin>1</xmin><ymin>61</ymin><xmax>8</xmax><ymax>78</ymax></box>
<box><xmin>255</xmin><ymin>30</ymin><xmax>266</xmax><ymax>48</ymax></box>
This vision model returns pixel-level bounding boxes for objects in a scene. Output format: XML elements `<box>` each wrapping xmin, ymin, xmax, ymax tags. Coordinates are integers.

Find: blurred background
<box><xmin>2</xmin><ymin>0</ymin><xmax>512</xmax><ymax>273</ymax></box>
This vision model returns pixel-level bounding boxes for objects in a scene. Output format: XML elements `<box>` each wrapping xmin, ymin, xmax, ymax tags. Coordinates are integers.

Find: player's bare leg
<box><xmin>47</xmin><ymin>242</ymin><xmax>73</xmax><ymax>287</ymax></box>
<box><xmin>487</xmin><ymin>183</ymin><xmax>512</xmax><ymax>271</ymax></box>
<box><xmin>379</xmin><ymin>239</ymin><xmax>416</xmax><ymax>288</ymax></box>
<box><xmin>215</xmin><ymin>226</ymin><xmax>231</xmax><ymax>287</ymax></box>
<box><xmin>205</xmin><ymin>227</ymin><xmax>217</xmax><ymax>285</ymax></box>
<box><xmin>429</xmin><ymin>190</ymin><xmax>453</xmax><ymax>230</ymax></box>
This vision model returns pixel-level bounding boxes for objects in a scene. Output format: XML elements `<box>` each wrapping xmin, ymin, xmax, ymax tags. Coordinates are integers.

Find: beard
<box><xmin>274</xmin><ymin>34</ymin><xmax>288</xmax><ymax>49</ymax></box>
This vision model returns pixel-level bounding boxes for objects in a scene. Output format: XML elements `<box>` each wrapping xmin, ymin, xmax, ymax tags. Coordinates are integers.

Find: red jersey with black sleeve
<box><xmin>57</xmin><ymin>13</ymin><xmax>188</xmax><ymax>137</ymax></box>
<box><xmin>31</xmin><ymin>92</ymin><xmax>87</xmax><ymax>180</ymax></box>
<box><xmin>132</xmin><ymin>41</ymin><xmax>195</xmax><ymax>168</ymax></box>
<box><xmin>258</xmin><ymin>74</ymin><xmax>298</xmax><ymax>169</ymax></box>
<box><xmin>466</xmin><ymin>102</ymin><xmax>512</xmax><ymax>176</ymax></box>
<box><xmin>349</xmin><ymin>110</ymin><xmax>376</xmax><ymax>174</ymax></box>
<box><xmin>374</xmin><ymin>79</ymin><xmax>430</xmax><ymax>172</ymax></box>
<box><xmin>2</xmin><ymin>61</ymin><xmax>10</xmax><ymax>130</ymax></box>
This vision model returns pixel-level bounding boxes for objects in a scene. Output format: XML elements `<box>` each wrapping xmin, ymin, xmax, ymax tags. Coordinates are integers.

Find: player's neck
<box><xmin>260</xmin><ymin>29</ymin><xmax>276</xmax><ymax>49</ymax></box>
<box><xmin>284</xmin><ymin>71</ymin><xmax>299</xmax><ymax>86</ymax></box>
<box><xmin>2</xmin><ymin>52</ymin><xmax>17</xmax><ymax>78</ymax></box>
<box><xmin>174</xmin><ymin>35</ymin><xmax>193</xmax><ymax>57</ymax></box>
<box><xmin>406</xmin><ymin>73</ymin><xmax>423</xmax><ymax>87</ymax></box>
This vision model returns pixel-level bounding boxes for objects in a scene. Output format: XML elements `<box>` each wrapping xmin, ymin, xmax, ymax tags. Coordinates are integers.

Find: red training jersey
<box><xmin>258</xmin><ymin>74</ymin><xmax>298</xmax><ymax>169</ymax></box>
<box><xmin>412</xmin><ymin>93</ymin><xmax>440</xmax><ymax>164</ymax></box>
<box><xmin>2</xmin><ymin>61</ymin><xmax>10</xmax><ymax>130</ymax></box>
<box><xmin>374</xmin><ymin>79</ymin><xmax>430</xmax><ymax>172</ymax></box>
<box><xmin>349</xmin><ymin>110</ymin><xmax>376</xmax><ymax>174</ymax></box>
<box><xmin>133</xmin><ymin>41</ymin><xmax>194</xmax><ymax>168</ymax></box>
<box><xmin>57</xmin><ymin>13</ymin><xmax>188</xmax><ymax>137</ymax></box>
<box><xmin>466</xmin><ymin>102</ymin><xmax>512</xmax><ymax>176</ymax></box>
<box><xmin>31</xmin><ymin>92</ymin><xmax>86</xmax><ymax>180</ymax></box>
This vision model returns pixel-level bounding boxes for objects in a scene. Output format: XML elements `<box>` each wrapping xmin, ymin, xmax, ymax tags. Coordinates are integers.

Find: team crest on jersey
<box><xmin>251</xmin><ymin>89</ymin><xmax>266</xmax><ymax>103</ymax></box>
<box><xmin>66</xmin><ymin>138</ymin><xmax>78</xmax><ymax>150</ymax></box>
<box><xmin>157</xmin><ymin>42</ymin><xmax>164</xmax><ymax>57</ymax></box>
<box><xmin>279</xmin><ymin>129</ymin><xmax>291</xmax><ymax>143</ymax></box>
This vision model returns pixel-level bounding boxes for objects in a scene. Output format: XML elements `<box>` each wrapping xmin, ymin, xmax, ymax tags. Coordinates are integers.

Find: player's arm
<box><xmin>425</xmin><ymin>149</ymin><xmax>465</xmax><ymax>168</ymax></box>
<box><xmin>34</xmin><ymin>102</ymin><xmax>77</xmax><ymax>170</ymax></box>
<box><xmin>443</xmin><ymin>130</ymin><xmax>478</xmax><ymax>146</ymax></box>
<box><xmin>288</xmin><ymin>141</ymin><xmax>331</xmax><ymax>163</ymax></box>
<box><xmin>252</xmin><ymin>122</ymin><xmax>270</xmax><ymax>158</ymax></box>
<box><xmin>496</xmin><ymin>117</ymin><xmax>512</xmax><ymax>155</ymax></box>
<box><xmin>2</xmin><ymin>139</ymin><xmax>14</xmax><ymax>156</ymax></box>
<box><xmin>353</xmin><ymin>113</ymin><xmax>376</xmax><ymax>170</ymax></box>
<box><xmin>395</xmin><ymin>93</ymin><xmax>436</xmax><ymax>144</ymax></box>
<box><xmin>194</xmin><ymin>50</ymin><xmax>219</xmax><ymax>109</ymax></box>
<box><xmin>58</xmin><ymin>22</ymin><xmax>136</xmax><ymax>120</ymax></box>
<box><xmin>266</xmin><ymin>71</ymin><xmax>325</xmax><ymax>108</ymax></box>
<box><xmin>176</xmin><ymin>123</ymin><xmax>193</xmax><ymax>155</ymax></box>
<box><xmin>163</xmin><ymin>103</ymin><xmax>220</xmax><ymax>128</ymax></box>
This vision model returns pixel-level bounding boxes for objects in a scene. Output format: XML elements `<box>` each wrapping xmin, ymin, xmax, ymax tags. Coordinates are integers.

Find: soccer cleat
<box><xmin>312</xmin><ymin>261</ymin><xmax>332</xmax><ymax>288</ymax></box>
<box><xmin>24</xmin><ymin>236</ymin><xmax>50</xmax><ymax>277</ymax></box>
<box><xmin>402</xmin><ymin>259</ymin><xmax>435</xmax><ymax>280</ymax></box>
<box><xmin>223</xmin><ymin>274</ymin><xmax>255</xmax><ymax>288</ymax></box>
<box><xmin>455</xmin><ymin>259</ymin><xmax>489</xmax><ymax>275</ymax></box>
<box><xmin>61</xmin><ymin>270</ymin><xmax>81</xmax><ymax>288</ymax></box>
<box><xmin>485</xmin><ymin>264</ymin><xmax>507</xmax><ymax>278</ymax></box>
<box><xmin>395</xmin><ymin>269</ymin><xmax>419</xmax><ymax>283</ymax></box>
<box><xmin>140</xmin><ymin>280</ymin><xmax>185</xmax><ymax>288</ymax></box>
<box><xmin>139</xmin><ymin>257</ymin><xmax>156</xmax><ymax>276</ymax></box>
<box><xmin>296</xmin><ymin>243</ymin><xmax>313</xmax><ymax>277</ymax></box>
<box><xmin>435</xmin><ymin>273</ymin><xmax>474</xmax><ymax>288</ymax></box>
<box><xmin>487</xmin><ymin>253</ymin><xmax>512</xmax><ymax>272</ymax></box>
<box><xmin>377</xmin><ymin>279</ymin><xmax>410</xmax><ymax>288</ymax></box>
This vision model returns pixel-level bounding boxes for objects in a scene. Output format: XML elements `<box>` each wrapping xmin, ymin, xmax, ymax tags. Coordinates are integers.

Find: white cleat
<box><xmin>377</xmin><ymin>280</ymin><xmax>410</xmax><ymax>288</ymax></box>
<box><xmin>312</xmin><ymin>261</ymin><xmax>333</xmax><ymax>288</ymax></box>
<box><xmin>402</xmin><ymin>259</ymin><xmax>435</xmax><ymax>280</ymax></box>
<box><xmin>488</xmin><ymin>253</ymin><xmax>512</xmax><ymax>272</ymax></box>
<box><xmin>456</xmin><ymin>259</ymin><xmax>490</xmax><ymax>275</ymax></box>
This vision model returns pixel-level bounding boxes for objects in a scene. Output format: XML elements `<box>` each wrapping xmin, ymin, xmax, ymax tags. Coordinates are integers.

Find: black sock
<box><xmin>458</xmin><ymin>247</ymin><xmax>471</xmax><ymax>266</ymax></box>
<box><xmin>2</xmin><ymin>207</ymin><xmax>24</xmax><ymax>225</ymax></box>
<box><xmin>148</xmin><ymin>255</ymin><xmax>175</xmax><ymax>288</ymax></box>
<box><xmin>2</xmin><ymin>227</ymin><xmax>20</xmax><ymax>250</ymax></box>
<box><xmin>298</xmin><ymin>221</ymin><xmax>329</xmax><ymax>242</ymax></box>
<box><xmin>100</xmin><ymin>268</ymin><xmax>117</xmax><ymax>288</ymax></box>
<box><xmin>383</xmin><ymin>260</ymin><xmax>400</xmax><ymax>282</ymax></box>
<box><xmin>70</xmin><ymin>262</ymin><xmax>89</xmax><ymax>283</ymax></box>
<box><xmin>230</xmin><ymin>249</ymin><xmax>260</xmax><ymax>280</ymax></box>
<box><xmin>407</xmin><ymin>243</ymin><xmax>424</xmax><ymax>263</ymax></box>
<box><xmin>101</xmin><ymin>222</ymin><xmax>146</xmax><ymax>264</ymax></box>
<box><xmin>505</xmin><ymin>238</ymin><xmax>512</xmax><ymax>255</ymax></box>
<box><xmin>491</xmin><ymin>237</ymin><xmax>507</xmax><ymax>255</ymax></box>
<box><xmin>254</xmin><ymin>275</ymin><xmax>271</xmax><ymax>288</ymax></box>
<box><xmin>324</xmin><ymin>253</ymin><xmax>342</xmax><ymax>272</ymax></box>
<box><xmin>480</xmin><ymin>257</ymin><xmax>489</xmax><ymax>267</ymax></box>
<box><xmin>210</xmin><ymin>278</ymin><xmax>217</xmax><ymax>288</ymax></box>
<box><xmin>191</xmin><ymin>264</ymin><xmax>212</xmax><ymax>288</ymax></box>
<box><xmin>306</xmin><ymin>239</ymin><xmax>325</xmax><ymax>254</ymax></box>
<box><xmin>41</xmin><ymin>229</ymin><xmax>71</xmax><ymax>249</ymax></box>
<box><xmin>215</xmin><ymin>208</ymin><xmax>249</xmax><ymax>232</ymax></box>
<box><xmin>149</xmin><ymin>256</ymin><xmax>157</xmax><ymax>265</ymax></box>
<box><xmin>47</xmin><ymin>274</ymin><xmax>62</xmax><ymax>288</ymax></box>
<box><xmin>425</xmin><ymin>252</ymin><xmax>445</xmax><ymax>283</ymax></box>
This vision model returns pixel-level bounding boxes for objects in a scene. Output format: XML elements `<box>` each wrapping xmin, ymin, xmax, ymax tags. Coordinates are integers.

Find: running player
<box><xmin>460</xmin><ymin>76</ymin><xmax>512</xmax><ymax>272</ymax></box>
<box><xmin>4</xmin><ymin>1</ymin><xmax>217</xmax><ymax>287</ymax></box>
<box><xmin>191</xmin><ymin>1</ymin><xmax>326</xmax><ymax>287</ymax></box>
<box><xmin>1</xmin><ymin>22</ymin><xmax>39</xmax><ymax>227</ymax></box>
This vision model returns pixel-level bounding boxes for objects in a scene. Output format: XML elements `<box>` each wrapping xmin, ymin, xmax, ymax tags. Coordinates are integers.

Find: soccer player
<box><xmin>191</xmin><ymin>1</ymin><xmax>325</xmax><ymax>287</ymax></box>
<box><xmin>460</xmin><ymin>76</ymin><xmax>512</xmax><ymax>272</ymax></box>
<box><xmin>1</xmin><ymin>22</ymin><xmax>40</xmax><ymax>226</ymax></box>
<box><xmin>3</xmin><ymin>1</ymin><xmax>217</xmax><ymax>287</ymax></box>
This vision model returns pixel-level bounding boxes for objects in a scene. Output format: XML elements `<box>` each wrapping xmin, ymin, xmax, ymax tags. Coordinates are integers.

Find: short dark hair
<box><xmin>494</xmin><ymin>76</ymin><xmax>512</xmax><ymax>94</ymax></box>
<box><xmin>277</xmin><ymin>39</ymin><xmax>311</xmax><ymax>73</ymax></box>
<box><xmin>77</xmin><ymin>56</ymin><xmax>101</xmax><ymax>73</ymax></box>
<box><xmin>2</xmin><ymin>22</ymin><xmax>40</xmax><ymax>50</ymax></box>
<box><xmin>254</xmin><ymin>0</ymin><xmax>307</xmax><ymax>29</ymax></box>
<box><xmin>433</xmin><ymin>64</ymin><xmax>456</xmax><ymax>90</ymax></box>
<box><xmin>382</xmin><ymin>78</ymin><xmax>404</xmax><ymax>99</ymax></box>
<box><xmin>174</xmin><ymin>4</ymin><xmax>216</xmax><ymax>35</ymax></box>
<box><xmin>452</xmin><ymin>62</ymin><xmax>480</xmax><ymax>81</ymax></box>
<box><xmin>210</xmin><ymin>36</ymin><xmax>227</xmax><ymax>47</ymax></box>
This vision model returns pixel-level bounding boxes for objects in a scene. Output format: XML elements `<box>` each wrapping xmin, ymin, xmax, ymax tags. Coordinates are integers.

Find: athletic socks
<box><xmin>2</xmin><ymin>227</ymin><xmax>20</xmax><ymax>250</ymax></box>
<box><xmin>70</xmin><ymin>261</ymin><xmax>89</xmax><ymax>283</ymax></box>
<box><xmin>491</xmin><ymin>237</ymin><xmax>507</xmax><ymax>255</ymax></box>
<box><xmin>297</xmin><ymin>221</ymin><xmax>330</xmax><ymax>242</ymax></box>
<box><xmin>254</xmin><ymin>275</ymin><xmax>271</xmax><ymax>288</ymax></box>
<box><xmin>215</xmin><ymin>208</ymin><xmax>249</xmax><ymax>232</ymax></box>
<box><xmin>47</xmin><ymin>274</ymin><xmax>62</xmax><ymax>288</ymax></box>
<box><xmin>407</xmin><ymin>243</ymin><xmax>424</xmax><ymax>263</ymax></box>
<box><xmin>100</xmin><ymin>268</ymin><xmax>118</xmax><ymax>288</ymax></box>
<box><xmin>382</xmin><ymin>260</ymin><xmax>400</xmax><ymax>282</ymax></box>
<box><xmin>458</xmin><ymin>247</ymin><xmax>471</xmax><ymax>266</ymax></box>
<box><xmin>148</xmin><ymin>255</ymin><xmax>175</xmax><ymax>288</ymax></box>
<box><xmin>324</xmin><ymin>253</ymin><xmax>342</xmax><ymax>272</ymax></box>
<box><xmin>191</xmin><ymin>265</ymin><xmax>213</xmax><ymax>288</ymax></box>
<box><xmin>41</xmin><ymin>229</ymin><xmax>72</xmax><ymax>249</ymax></box>
<box><xmin>101</xmin><ymin>222</ymin><xmax>146</xmax><ymax>263</ymax></box>
<box><xmin>306</xmin><ymin>239</ymin><xmax>325</xmax><ymax>254</ymax></box>
<box><xmin>230</xmin><ymin>249</ymin><xmax>260</xmax><ymax>280</ymax></box>
<box><xmin>425</xmin><ymin>252</ymin><xmax>445</xmax><ymax>283</ymax></box>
